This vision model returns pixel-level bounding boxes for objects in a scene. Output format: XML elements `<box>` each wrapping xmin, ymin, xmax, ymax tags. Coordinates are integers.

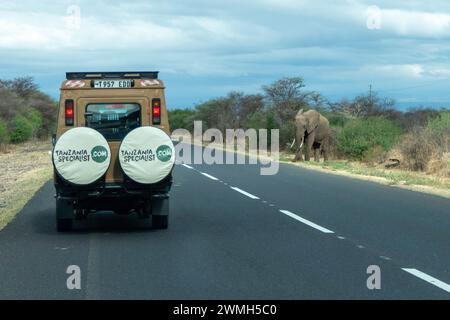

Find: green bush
<box><xmin>168</xmin><ymin>108</ymin><xmax>196</xmax><ymax>132</ymax></box>
<box><xmin>0</xmin><ymin>119</ymin><xmax>9</xmax><ymax>146</ymax></box>
<box><xmin>27</xmin><ymin>108</ymin><xmax>43</xmax><ymax>137</ymax></box>
<box><xmin>10</xmin><ymin>114</ymin><xmax>34</xmax><ymax>143</ymax></box>
<box><xmin>322</xmin><ymin>111</ymin><xmax>349</xmax><ymax>128</ymax></box>
<box><xmin>337</xmin><ymin>117</ymin><xmax>402</xmax><ymax>160</ymax></box>
<box><xmin>247</xmin><ymin>111</ymin><xmax>282</xmax><ymax>147</ymax></box>
<box><xmin>427</xmin><ymin>112</ymin><xmax>450</xmax><ymax>134</ymax></box>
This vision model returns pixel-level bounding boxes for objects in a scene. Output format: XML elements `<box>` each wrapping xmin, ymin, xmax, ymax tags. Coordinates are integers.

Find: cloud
<box><xmin>363</xmin><ymin>64</ymin><xmax>425</xmax><ymax>78</ymax></box>
<box><xmin>0</xmin><ymin>0</ymin><xmax>449</xmax><ymax>108</ymax></box>
<box><xmin>375</xmin><ymin>9</ymin><xmax>450</xmax><ymax>38</ymax></box>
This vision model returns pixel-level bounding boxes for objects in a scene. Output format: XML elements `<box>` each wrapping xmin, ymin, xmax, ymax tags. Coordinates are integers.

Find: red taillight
<box><xmin>65</xmin><ymin>99</ymin><xmax>74</xmax><ymax>126</ymax></box>
<box><xmin>152</xmin><ymin>99</ymin><xmax>161</xmax><ymax>125</ymax></box>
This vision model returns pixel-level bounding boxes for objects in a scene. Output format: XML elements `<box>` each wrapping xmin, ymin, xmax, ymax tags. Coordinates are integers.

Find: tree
<box><xmin>194</xmin><ymin>92</ymin><xmax>265</xmax><ymax>132</ymax></box>
<box><xmin>0</xmin><ymin>77</ymin><xmax>38</xmax><ymax>98</ymax></box>
<box><xmin>262</xmin><ymin>77</ymin><xmax>311</xmax><ymax>125</ymax></box>
<box><xmin>308</xmin><ymin>91</ymin><xmax>328</xmax><ymax>111</ymax></box>
<box><xmin>168</xmin><ymin>108</ymin><xmax>196</xmax><ymax>131</ymax></box>
<box><xmin>329</xmin><ymin>92</ymin><xmax>395</xmax><ymax>119</ymax></box>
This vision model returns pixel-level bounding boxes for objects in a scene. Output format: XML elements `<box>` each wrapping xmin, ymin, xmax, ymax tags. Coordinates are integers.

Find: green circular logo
<box><xmin>91</xmin><ymin>145</ymin><xmax>108</xmax><ymax>163</ymax></box>
<box><xmin>156</xmin><ymin>145</ymin><xmax>172</xmax><ymax>162</ymax></box>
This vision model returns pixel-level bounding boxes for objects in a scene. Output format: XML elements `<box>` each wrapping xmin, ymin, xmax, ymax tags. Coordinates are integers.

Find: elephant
<box><xmin>293</xmin><ymin>109</ymin><xmax>330</xmax><ymax>162</ymax></box>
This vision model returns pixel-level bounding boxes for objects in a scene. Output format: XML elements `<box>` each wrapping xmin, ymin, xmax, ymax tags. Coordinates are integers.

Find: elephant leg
<box><xmin>323</xmin><ymin>146</ymin><xmax>329</xmax><ymax>161</ymax></box>
<box><xmin>304</xmin><ymin>135</ymin><xmax>314</xmax><ymax>161</ymax></box>
<box><xmin>293</xmin><ymin>147</ymin><xmax>303</xmax><ymax>161</ymax></box>
<box><xmin>314</xmin><ymin>147</ymin><xmax>320</xmax><ymax>162</ymax></box>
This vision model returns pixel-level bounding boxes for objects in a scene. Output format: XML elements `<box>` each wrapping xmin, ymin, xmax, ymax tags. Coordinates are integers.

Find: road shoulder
<box><xmin>0</xmin><ymin>141</ymin><xmax>52</xmax><ymax>230</ymax></box>
<box><xmin>181</xmin><ymin>138</ymin><xmax>450</xmax><ymax>199</ymax></box>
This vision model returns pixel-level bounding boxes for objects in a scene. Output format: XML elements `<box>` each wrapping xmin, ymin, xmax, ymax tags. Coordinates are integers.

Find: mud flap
<box><xmin>56</xmin><ymin>197</ymin><xmax>75</xmax><ymax>219</ymax></box>
<box><xmin>152</xmin><ymin>195</ymin><xmax>169</xmax><ymax>216</ymax></box>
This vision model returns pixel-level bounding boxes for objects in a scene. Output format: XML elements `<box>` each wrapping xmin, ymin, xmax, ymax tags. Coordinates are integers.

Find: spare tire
<box><xmin>53</xmin><ymin>127</ymin><xmax>111</xmax><ymax>185</ymax></box>
<box><xmin>119</xmin><ymin>126</ymin><xmax>175</xmax><ymax>184</ymax></box>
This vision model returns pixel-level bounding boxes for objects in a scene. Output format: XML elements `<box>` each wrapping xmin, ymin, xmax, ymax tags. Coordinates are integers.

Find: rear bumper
<box><xmin>54</xmin><ymin>172</ymin><xmax>172</xmax><ymax>200</ymax></box>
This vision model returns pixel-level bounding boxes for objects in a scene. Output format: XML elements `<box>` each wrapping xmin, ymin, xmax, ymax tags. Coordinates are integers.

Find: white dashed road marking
<box><xmin>179</xmin><ymin>160</ymin><xmax>446</xmax><ymax>293</ymax></box>
<box><xmin>200</xmin><ymin>172</ymin><xmax>219</xmax><ymax>181</ymax></box>
<box><xmin>279</xmin><ymin>210</ymin><xmax>334</xmax><ymax>234</ymax></box>
<box><xmin>230</xmin><ymin>187</ymin><xmax>260</xmax><ymax>200</ymax></box>
<box><xmin>402</xmin><ymin>268</ymin><xmax>450</xmax><ymax>293</ymax></box>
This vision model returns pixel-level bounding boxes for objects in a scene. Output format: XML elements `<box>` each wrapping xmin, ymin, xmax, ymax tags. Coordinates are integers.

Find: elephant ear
<box><xmin>306</xmin><ymin>111</ymin><xmax>320</xmax><ymax>133</ymax></box>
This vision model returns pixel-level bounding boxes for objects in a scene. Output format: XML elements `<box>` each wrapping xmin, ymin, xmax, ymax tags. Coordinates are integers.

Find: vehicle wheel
<box><xmin>152</xmin><ymin>215</ymin><xmax>168</xmax><ymax>229</ymax></box>
<box><xmin>139</xmin><ymin>200</ymin><xmax>152</xmax><ymax>219</ymax></box>
<box><xmin>57</xmin><ymin>218</ymin><xmax>73</xmax><ymax>232</ymax></box>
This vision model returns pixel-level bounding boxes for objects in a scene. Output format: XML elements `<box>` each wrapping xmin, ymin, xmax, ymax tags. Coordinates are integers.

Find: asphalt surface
<box><xmin>1</xmin><ymin>144</ymin><xmax>450</xmax><ymax>299</ymax></box>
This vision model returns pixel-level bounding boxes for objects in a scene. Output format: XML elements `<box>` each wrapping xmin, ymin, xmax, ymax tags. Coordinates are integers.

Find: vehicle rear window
<box><xmin>85</xmin><ymin>103</ymin><xmax>140</xmax><ymax>140</ymax></box>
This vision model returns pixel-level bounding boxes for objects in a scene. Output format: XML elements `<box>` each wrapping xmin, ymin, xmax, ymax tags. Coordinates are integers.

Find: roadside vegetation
<box><xmin>0</xmin><ymin>141</ymin><xmax>52</xmax><ymax>229</ymax></box>
<box><xmin>169</xmin><ymin>77</ymin><xmax>450</xmax><ymax>195</ymax></box>
<box><xmin>0</xmin><ymin>77</ymin><xmax>57</xmax><ymax>150</ymax></box>
<box><xmin>0</xmin><ymin>78</ymin><xmax>56</xmax><ymax>229</ymax></box>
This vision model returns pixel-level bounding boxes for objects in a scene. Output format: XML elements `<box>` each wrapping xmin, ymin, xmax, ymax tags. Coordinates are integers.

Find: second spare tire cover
<box><xmin>53</xmin><ymin>127</ymin><xmax>111</xmax><ymax>185</ymax></box>
<box><xmin>119</xmin><ymin>126</ymin><xmax>175</xmax><ymax>184</ymax></box>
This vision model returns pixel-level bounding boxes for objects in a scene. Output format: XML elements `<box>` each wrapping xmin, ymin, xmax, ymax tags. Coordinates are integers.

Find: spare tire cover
<box><xmin>53</xmin><ymin>127</ymin><xmax>111</xmax><ymax>185</ymax></box>
<box><xmin>119</xmin><ymin>126</ymin><xmax>175</xmax><ymax>184</ymax></box>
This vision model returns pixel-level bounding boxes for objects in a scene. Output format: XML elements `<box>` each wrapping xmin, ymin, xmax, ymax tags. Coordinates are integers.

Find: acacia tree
<box><xmin>262</xmin><ymin>77</ymin><xmax>310</xmax><ymax>123</ymax></box>
<box><xmin>329</xmin><ymin>92</ymin><xmax>395</xmax><ymax>119</ymax></box>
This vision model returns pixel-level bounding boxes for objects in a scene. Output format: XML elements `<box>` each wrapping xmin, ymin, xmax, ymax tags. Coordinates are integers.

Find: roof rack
<box><xmin>66</xmin><ymin>71</ymin><xmax>159</xmax><ymax>80</ymax></box>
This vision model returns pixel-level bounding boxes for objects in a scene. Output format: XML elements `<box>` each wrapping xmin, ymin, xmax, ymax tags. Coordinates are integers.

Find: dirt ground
<box><xmin>0</xmin><ymin>140</ymin><xmax>53</xmax><ymax>229</ymax></box>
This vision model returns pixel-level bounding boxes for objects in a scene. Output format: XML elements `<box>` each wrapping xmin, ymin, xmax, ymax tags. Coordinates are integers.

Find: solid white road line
<box><xmin>201</xmin><ymin>172</ymin><xmax>219</xmax><ymax>181</ymax></box>
<box><xmin>182</xmin><ymin>164</ymin><xmax>193</xmax><ymax>169</ymax></box>
<box><xmin>402</xmin><ymin>268</ymin><xmax>450</xmax><ymax>293</ymax></box>
<box><xmin>230</xmin><ymin>187</ymin><xmax>260</xmax><ymax>200</ymax></box>
<box><xmin>279</xmin><ymin>210</ymin><xmax>334</xmax><ymax>234</ymax></box>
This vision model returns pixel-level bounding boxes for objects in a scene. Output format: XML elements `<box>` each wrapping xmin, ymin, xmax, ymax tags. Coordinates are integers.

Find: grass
<box><xmin>280</xmin><ymin>151</ymin><xmax>450</xmax><ymax>197</ymax></box>
<box><xmin>0</xmin><ymin>140</ymin><xmax>52</xmax><ymax>230</ymax></box>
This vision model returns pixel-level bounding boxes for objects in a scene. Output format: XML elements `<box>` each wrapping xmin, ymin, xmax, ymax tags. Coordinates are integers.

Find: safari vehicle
<box><xmin>52</xmin><ymin>71</ymin><xmax>175</xmax><ymax>232</ymax></box>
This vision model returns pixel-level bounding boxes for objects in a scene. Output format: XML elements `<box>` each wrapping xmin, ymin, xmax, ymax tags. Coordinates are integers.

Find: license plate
<box><xmin>92</xmin><ymin>80</ymin><xmax>134</xmax><ymax>89</ymax></box>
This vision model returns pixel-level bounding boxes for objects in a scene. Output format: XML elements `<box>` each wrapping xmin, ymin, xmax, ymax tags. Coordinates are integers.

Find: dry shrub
<box><xmin>363</xmin><ymin>145</ymin><xmax>387</xmax><ymax>164</ymax></box>
<box><xmin>427</xmin><ymin>156</ymin><xmax>449</xmax><ymax>177</ymax></box>
<box><xmin>326</xmin><ymin>127</ymin><xmax>339</xmax><ymax>159</ymax></box>
<box><xmin>399</xmin><ymin>129</ymin><xmax>433</xmax><ymax>171</ymax></box>
<box><xmin>399</xmin><ymin>127</ymin><xmax>448</xmax><ymax>175</ymax></box>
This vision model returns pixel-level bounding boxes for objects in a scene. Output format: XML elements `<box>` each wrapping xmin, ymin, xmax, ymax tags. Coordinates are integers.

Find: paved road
<box><xmin>1</xmin><ymin>145</ymin><xmax>450</xmax><ymax>299</ymax></box>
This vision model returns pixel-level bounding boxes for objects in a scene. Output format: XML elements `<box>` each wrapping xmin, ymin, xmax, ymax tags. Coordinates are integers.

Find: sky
<box><xmin>1</xmin><ymin>0</ymin><xmax>450</xmax><ymax>110</ymax></box>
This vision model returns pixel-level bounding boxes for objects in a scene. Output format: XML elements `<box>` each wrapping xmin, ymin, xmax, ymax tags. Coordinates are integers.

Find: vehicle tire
<box><xmin>57</xmin><ymin>218</ymin><xmax>73</xmax><ymax>232</ymax></box>
<box><xmin>152</xmin><ymin>215</ymin><xmax>168</xmax><ymax>229</ymax></box>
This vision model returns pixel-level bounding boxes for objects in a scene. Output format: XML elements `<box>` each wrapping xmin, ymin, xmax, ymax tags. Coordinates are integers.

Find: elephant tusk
<box><xmin>290</xmin><ymin>139</ymin><xmax>296</xmax><ymax>149</ymax></box>
<box><xmin>299</xmin><ymin>141</ymin><xmax>303</xmax><ymax>149</ymax></box>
